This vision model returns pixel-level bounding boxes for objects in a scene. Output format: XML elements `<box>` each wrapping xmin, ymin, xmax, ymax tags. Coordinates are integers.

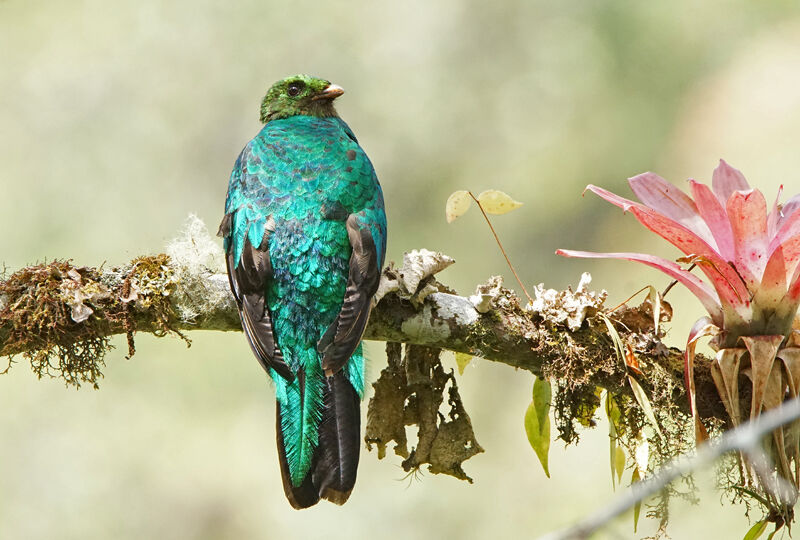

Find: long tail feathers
<box><xmin>276</xmin><ymin>371</ymin><xmax>361</xmax><ymax>509</ymax></box>
<box><xmin>312</xmin><ymin>371</ymin><xmax>361</xmax><ymax>503</ymax></box>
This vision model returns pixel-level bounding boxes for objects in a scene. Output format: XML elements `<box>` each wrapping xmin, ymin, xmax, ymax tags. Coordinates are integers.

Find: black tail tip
<box><xmin>320</xmin><ymin>487</ymin><xmax>353</xmax><ymax>506</ymax></box>
<box><xmin>282</xmin><ymin>484</ymin><xmax>354</xmax><ymax>510</ymax></box>
<box><xmin>284</xmin><ymin>482</ymin><xmax>321</xmax><ymax>509</ymax></box>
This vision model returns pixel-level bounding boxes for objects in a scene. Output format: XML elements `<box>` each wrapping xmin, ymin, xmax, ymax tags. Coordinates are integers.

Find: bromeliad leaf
<box><xmin>445</xmin><ymin>190</ymin><xmax>473</xmax><ymax>223</ymax></box>
<box><xmin>524</xmin><ymin>377</ymin><xmax>552</xmax><ymax>478</ymax></box>
<box><xmin>477</xmin><ymin>189</ymin><xmax>523</xmax><ymax>215</ymax></box>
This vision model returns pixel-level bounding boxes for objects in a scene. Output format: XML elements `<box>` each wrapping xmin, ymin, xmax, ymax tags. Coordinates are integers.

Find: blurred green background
<box><xmin>3</xmin><ymin>1</ymin><xmax>800</xmax><ymax>538</ymax></box>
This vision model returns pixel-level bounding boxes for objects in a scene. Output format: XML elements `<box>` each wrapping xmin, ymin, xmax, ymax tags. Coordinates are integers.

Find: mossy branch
<box><xmin>0</xmin><ymin>218</ymin><xmax>741</xmax><ymax>524</ymax></box>
<box><xmin>0</xmin><ymin>220</ymin><xmax>724</xmax><ymax>429</ymax></box>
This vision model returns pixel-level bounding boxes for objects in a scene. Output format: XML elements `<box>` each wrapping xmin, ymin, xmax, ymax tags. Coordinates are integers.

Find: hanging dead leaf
<box><xmin>624</xmin><ymin>343</ymin><xmax>643</xmax><ymax>376</ymax></box>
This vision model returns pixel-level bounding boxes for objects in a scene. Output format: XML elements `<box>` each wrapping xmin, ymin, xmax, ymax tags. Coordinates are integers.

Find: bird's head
<box><xmin>259</xmin><ymin>75</ymin><xmax>344</xmax><ymax>123</ymax></box>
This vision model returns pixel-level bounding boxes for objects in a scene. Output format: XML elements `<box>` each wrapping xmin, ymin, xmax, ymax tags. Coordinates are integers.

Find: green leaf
<box><xmin>606</xmin><ymin>392</ymin><xmax>621</xmax><ymax>427</ymax></box>
<box><xmin>614</xmin><ymin>446</ymin><xmax>626</xmax><ymax>484</ymax></box>
<box><xmin>524</xmin><ymin>377</ymin><xmax>552</xmax><ymax>477</ymax></box>
<box><xmin>742</xmin><ymin>520</ymin><xmax>769</xmax><ymax>540</ymax></box>
<box><xmin>627</xmin><ymin>374</ymin><xmax>663</xmax><ymax>436</ymax></box>
<box><xmin>476</xmin><ymin>189</ymin><xmax>523</xmax><ymax>215</ymax></box>
<box><xmin>632</xmin><ymin>468</ymin><xmax>642</xmax><ymax>533</ymax></box>
<box><xmin>445</xmin><ymin>190</ymin><xmax>472</xmax><ymax>223</ymax></box>
<box><xmin>605</xmin><ymin>391</ymin><xmax>624</xmax><ymax>489</ymax></box>
<box><xmin>455</xmin><ymin>352</ymin><xmax>473</xmax><ymax>375</ymax></box>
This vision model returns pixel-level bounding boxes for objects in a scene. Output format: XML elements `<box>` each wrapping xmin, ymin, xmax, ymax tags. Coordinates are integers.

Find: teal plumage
<box><xmin>219</xmin><ymin>76</ymin><xmax>386</xmax><ymax>508</ymax></box>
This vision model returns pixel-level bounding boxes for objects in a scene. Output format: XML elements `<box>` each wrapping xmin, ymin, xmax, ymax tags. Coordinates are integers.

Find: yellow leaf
<box><xmin>476</xmin><ymin>189</ymin><xmax>523</xmax><ymax>215</ymax></box>
<box><xmin>445</xmin><ymin>190</ymin><xmax>473</xmax><ymax>223</ymax></box>
<box><xmin>455</xmin><ymin>352</ymin><xmax>473</xmax><ymax>375</ymax></box>
<box><xmin>605</xmin><ymin>391</ymin><xmax>624</xmax><ymax>489</ymax></box>
<box><xmin>634</xmin><ymin>434</ymin><xmax>649</xmax><ymax>478</ymax></box>
<box><xmin>614</xmin><ymin>446</ymin><xmax>626</xmax><ymax>484</ymax></box>
<box><xmin>742</xmin><ymin>520</ymin><xmax>769</xmax><ymax>540</ymax></box>
<box><xmin>524</xmin><ymin>377</ymin><xmax>552</xmax><ymax>477</ymax></box>
<box><xmin>632</xmin><ymin>468</ymin><xmax>642</xmax><ymax>533</ymax></box>
<box><xmin>627</xmin><ymin>374</ymin><xmax>663</xmax><ymax>436</ymax></box>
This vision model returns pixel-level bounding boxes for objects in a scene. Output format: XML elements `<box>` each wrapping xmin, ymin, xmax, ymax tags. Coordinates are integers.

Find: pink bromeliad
<box><xmin>559</xmin><ymin>160</ymin><xmax>800</xmax><ymax>445</ymax></box>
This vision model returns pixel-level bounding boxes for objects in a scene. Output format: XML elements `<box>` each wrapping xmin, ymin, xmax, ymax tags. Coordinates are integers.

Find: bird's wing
<box><xmin>219</xmin><ymin>204</ymin><xmax>294</xmax><ymax>382</ymax></box>
<box><xmin>317</xmin><ymin>206</ymin><xmax>386</xmax><ymax>376</ymax></box>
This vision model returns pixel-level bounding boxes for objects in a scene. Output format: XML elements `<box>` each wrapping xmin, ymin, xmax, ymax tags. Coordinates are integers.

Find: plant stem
<box><xmin>662</xmin><ymin>263</ymin><xmax>696</xmax><ymax>298</ymax></box>
<box><xmin>468</xmin><ymin>191</ymin><xmax>534</xmax><ymax>306</ymax></box>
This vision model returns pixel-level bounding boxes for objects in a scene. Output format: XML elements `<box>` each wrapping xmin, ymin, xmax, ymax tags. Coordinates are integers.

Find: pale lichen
<box><xmin>400</xmin><ymin>304</ymin><xmax>452</xmax><ymax>342</ymax></box>
<box><xmin>166</xmin><ymin>214</ymin><xmax>233</xmax><ymax>324</ymax></box>
<box><xmin>469</xmin><ymin>275</ymin><xmax>504</xmax><ymax>314</ymax></box>
<box><xmin>59</xmin><ymin>267</ymin><xmax>112</xmax><ymax>323</ymax></box>
<box><xmin>373</xmin><ymin>249</ymin><xmax>455</xmax><ymax>307</ymax></box>
<box><xmin>433</xmin><ymin>293</ymin><xmax>479</xmax><ymax>327</ymax></box>
<box><xmin>529</xmin><ymin>272</ymin><xmax>607</xmax><ymax>330</ymax></box>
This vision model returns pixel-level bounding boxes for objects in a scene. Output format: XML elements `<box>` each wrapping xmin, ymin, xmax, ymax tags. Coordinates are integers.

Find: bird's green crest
<box><xmin>260</xmin><ymin>74</ymin><xmax>344</xmax><ymax>124</ymax></box>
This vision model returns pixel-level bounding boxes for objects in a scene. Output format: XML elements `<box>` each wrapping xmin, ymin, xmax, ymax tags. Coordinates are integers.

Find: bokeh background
<box><xmin>3</xmin><ymin>1</ymin><xmax>800</xmax><ymax>538</ymax></box>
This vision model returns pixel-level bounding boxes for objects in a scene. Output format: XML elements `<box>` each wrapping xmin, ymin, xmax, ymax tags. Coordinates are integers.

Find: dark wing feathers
<box><xmin>317</xmin><ymin>214</ymin><xmax>381</xmax><ymax>376</ymax></box>
<box><xmin>221</xmin><ymin>215</ymin><xmax>294</xmax><ymax>382</ymax></box>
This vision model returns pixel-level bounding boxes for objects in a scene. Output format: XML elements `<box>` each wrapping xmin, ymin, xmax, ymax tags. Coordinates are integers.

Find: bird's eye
<box><xmin>287</xmin><ymin>81</ymin><xmax>305</xmax><ymax>97</ymax></box>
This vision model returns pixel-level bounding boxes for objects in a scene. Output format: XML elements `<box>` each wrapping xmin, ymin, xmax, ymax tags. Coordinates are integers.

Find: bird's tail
<box><xmin>276</xmin><ymin>369</ymin><xmax>361</xmax><ymax>509</ymax></box>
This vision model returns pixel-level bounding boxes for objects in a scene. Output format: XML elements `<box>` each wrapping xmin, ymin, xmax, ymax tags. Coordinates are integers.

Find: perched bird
<box><xmin>219</xmin><ymin>75</ymin><xmax>387</xmax><ymax>508</ymax></box>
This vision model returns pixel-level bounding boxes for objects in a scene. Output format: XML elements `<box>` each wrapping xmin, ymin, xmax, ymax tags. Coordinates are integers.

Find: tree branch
<box><xmin>0</xmin><ymin>217</ymin><xmax>723</xmax><ymax>424</ymax></box>
<box><xmin>0</xmin><ymin>216</ymin><xmax>758</xmax><ymax>531</ymax></box>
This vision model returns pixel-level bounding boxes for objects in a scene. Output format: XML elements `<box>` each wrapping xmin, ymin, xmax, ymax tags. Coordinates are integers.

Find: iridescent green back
<box><xmin>224</xmin><ymin>115</ymin><xmax>386</xmax><ymax>486</ymax></box>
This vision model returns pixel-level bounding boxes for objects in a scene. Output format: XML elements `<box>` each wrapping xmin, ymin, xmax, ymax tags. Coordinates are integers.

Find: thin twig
<box><xmin>608</xmin><ymin>285</ymin><xmax>650</xmax><ymax>313</ymax></box>
<box><xmin>662</xmin><ymin>263</ymin><xmax>696</xmax><ymax>298</ymax></box>
<box><xmin>539</xmin><ymin>397</ymin><xmax>800</xmax><ymax>540</ymax></box>
<box><xmin>468</xmin><ymin>191</ymin><xmax>534</xmax><ymax>306</ymax></box>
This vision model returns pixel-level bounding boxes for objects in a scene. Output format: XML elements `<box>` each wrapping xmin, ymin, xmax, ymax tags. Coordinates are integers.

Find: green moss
<box><xmin>0</xmin><ymin>254</ymin><xmax>189</xmax><ymax>388</ymax></box>
<box><xmin>0</xmin><ymin>261</ymin><xmax>111</xmax><ymax>388</ymax></box>
<box><xmin>126</xmin><ymin>254</ymin><xmax>188</xmax><ymax>342</ymax></box>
